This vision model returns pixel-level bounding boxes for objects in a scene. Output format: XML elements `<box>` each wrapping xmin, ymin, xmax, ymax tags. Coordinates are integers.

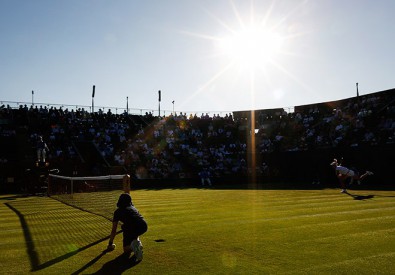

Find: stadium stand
<box><xmin>0</xmin><ymin>88</ymin><xmax>394</xmax><ymax>192</ymax></box>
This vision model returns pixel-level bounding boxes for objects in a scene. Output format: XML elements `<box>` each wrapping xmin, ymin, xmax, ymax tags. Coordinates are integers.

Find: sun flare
<box><xmin>179</xmin><ymin>0</ymin><xmax>308</xmax><ymax>111</ymax></box>
<box><xmin>217</xmin><ymin>25</ymin><xmax>284</xmax><ymax>69</ymax></box>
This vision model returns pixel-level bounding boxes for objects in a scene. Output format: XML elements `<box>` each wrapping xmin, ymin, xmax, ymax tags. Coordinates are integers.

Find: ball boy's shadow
<box><xmin>92</xmin><ymin>253</ymin><xmax>140</xmax><ymax>275</ymax></box>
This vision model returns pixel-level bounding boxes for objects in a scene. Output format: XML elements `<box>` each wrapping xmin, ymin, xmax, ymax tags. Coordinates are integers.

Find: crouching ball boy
<box><xmin>107</xmin><ymin>193</ymin><xmax>148</xmax><ymax>261</ymax></box>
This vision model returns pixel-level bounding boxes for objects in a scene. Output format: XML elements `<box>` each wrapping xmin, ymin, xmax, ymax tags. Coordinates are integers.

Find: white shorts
<box><xmin>344</xmin><ymin>170</ymin><xmax>355</xmax><ymax>177</ymax></box>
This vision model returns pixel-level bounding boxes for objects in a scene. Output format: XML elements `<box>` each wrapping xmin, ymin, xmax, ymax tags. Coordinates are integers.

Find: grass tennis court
<box><xmin>1</xmin><ymin>187</ymin><xmax>395</xmax><ymax>274</ymax></box>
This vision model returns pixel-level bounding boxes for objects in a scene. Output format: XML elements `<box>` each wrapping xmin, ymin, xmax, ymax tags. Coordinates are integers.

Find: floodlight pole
<box><xmin>172</xmin><ymin>100</ymin><xmax>175</xmax><ymax>114</ymax></box>
<box><xmin>126</xmin><ymin>96</ymin><xmax>129</xmax><ymax>114</ymax></box>
<box><xmin>92</xmin><ymin>85</ymin><xmax>95</xmax><ymax>113</ymax></box>
<box><xmin>158</xmin><ymin>90</ymin><xmax>161</xmax><ymax>117</ymax></box>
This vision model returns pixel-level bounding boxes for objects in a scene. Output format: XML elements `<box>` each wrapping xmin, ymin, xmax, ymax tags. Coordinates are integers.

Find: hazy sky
<box><xmin>1</xmin><ymin>0</ymin><xmax>394</xmax><ymax>115</ymax></box>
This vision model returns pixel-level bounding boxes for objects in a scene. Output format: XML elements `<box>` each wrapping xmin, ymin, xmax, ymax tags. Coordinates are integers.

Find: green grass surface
<box><xmin>1</xmin><ymin>188</ymin><xmax>395</xmax><ymax>274</ymax></box>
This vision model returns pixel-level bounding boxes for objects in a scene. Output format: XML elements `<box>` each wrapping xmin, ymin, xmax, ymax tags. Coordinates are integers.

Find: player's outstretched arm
<box><xmin>107</xmin><ymin>221</ymin><xmax>118</xmax><ymax>251</ymax></box>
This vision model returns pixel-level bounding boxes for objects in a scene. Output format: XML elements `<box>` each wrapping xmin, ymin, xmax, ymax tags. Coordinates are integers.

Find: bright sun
<box><xmin>216</xmin><ymin>24</ymin><xmax>284</xmax><ymax>70</ymax></box>
<box><xmin>179</xmin><ymin>0</ymin><xmax>305</xmax><ymax>110</ymax></box>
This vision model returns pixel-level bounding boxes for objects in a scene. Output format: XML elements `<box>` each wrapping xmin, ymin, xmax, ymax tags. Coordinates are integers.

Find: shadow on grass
<box><xmin>0</xmin><ymin>194</ymin><xmax>24</xmax><ymax>200</ymax></box>
<box><xmin>345</xmin><ymin>192</ymin><xmax>375</xmax><ymax>200</ymax></box>
<box><xmin>33</xmin><ymin>236</ymin><xmax>119</xmax><ymax>271</ymax></box>
<box><xmin>70</xmin><ymin>249</ymin><xmax>125</xmax><ymax>275</ymax></box>
<box><xmin>90</xmin><ymin>253</ymin><xmax>140</xmax><ymax>275</ymax></box>
<box><xmin>346</xmin><ymin>191</ymin><xmax>395</xmax><ymax>200</ymax></box>
<box><xmin>5</xmin><ymin>202</ymin><xmax>40</xmax><ymax>270</ymax></box>
<box><xmin>5</xmin><ymin>201</ymin><xmax>121</xmax><ymax>272</ymax></box>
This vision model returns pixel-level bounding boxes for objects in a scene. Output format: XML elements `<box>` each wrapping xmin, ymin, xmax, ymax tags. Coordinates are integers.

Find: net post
<box><xmin>123</xmin><ymin>174</ymin><xmax>130</xmax><ymax>193</ymax></box>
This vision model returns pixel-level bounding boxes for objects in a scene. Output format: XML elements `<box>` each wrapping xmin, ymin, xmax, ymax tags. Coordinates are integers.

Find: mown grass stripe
<box><xmin>2</xmin><ymin>188</ymin><xmax>394</xmax><ymax>274</ymax></box>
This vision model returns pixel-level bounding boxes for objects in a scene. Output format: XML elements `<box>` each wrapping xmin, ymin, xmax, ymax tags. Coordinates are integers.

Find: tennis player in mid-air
<box><xmin>107</xmin><ymin>193</ymin><xmax>148</xmax><ymax>261</ymax></box>
<box><xmin>330</xmin><ymin>158</ymin><xmax>374</xmax><ymax>193</ymax></box>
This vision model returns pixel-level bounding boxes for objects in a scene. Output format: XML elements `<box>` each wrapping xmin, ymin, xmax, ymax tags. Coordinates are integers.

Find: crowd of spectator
<box><xmin>0</xmin><ymin>89</ymin><xmax>394</xmax><ymax>183</ymax></box>
<box><xmin>254</xmin><ymin>93</ymin><xmax>395</xmax><ymax>154</ymax></box>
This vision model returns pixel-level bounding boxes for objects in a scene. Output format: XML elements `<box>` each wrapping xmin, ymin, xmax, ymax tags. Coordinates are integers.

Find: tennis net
<box><xmin>47</xmin><ymin>174</ymin><xmax>130</xmax><ymax>221</ymax></box>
